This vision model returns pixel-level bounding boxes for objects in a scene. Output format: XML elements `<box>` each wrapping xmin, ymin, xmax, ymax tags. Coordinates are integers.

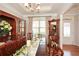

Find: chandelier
<box><xmin>24</xmin><ymin>3</ymin><xmax>40</xmax><ymax>12</ymax></box>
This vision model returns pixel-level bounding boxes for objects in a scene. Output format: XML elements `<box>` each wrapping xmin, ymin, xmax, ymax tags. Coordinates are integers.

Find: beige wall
<box><xmin>63</xmin><ymin>15</ymin><xmax>75</xmax><ymax>45</ymax></box>
<box><xmin>63</xmin><ymin>15</ymin><xmax>79</xmax><ymax>46</ymax></box>
<box><xmin>74</xmin><ymin>15</ymin><xmax>79</xmax><ymax>46</ymax></box>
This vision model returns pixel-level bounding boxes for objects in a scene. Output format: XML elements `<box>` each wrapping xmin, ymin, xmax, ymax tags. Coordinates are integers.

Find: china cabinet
<box><xmin>48</xmin><ymin>19</ymin><xmax>60</xmax><ymax>44</ymax></box>
<box><xmin>46</xmin><ymin>19</ymin><xmax>63</xmax><ymax>56</ymax></box>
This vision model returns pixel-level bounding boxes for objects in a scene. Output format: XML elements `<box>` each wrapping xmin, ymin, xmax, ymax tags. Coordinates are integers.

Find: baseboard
<box><xmin>63</xmin><ymin>44</ymin><xmax>79</xmax><ymax>47</ymax></box>
<box><xmin>73</xmin><ymin>43</ymin><xmax>79</xmax><ymax>47</ymax></box>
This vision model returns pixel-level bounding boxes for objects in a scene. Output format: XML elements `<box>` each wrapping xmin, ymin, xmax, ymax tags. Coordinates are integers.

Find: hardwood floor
<box><xmin>63</xmin><ymin>45</ymin><xmax>79</xmax><ymax>56</ymax></box>
<box><xmin>36</xmin><ymin>44</ymin><xmax>46</xmax><ymax>56</ymax></box>
<box><xmin>36</xmin><ymin>37</ymin><xmax>46</xmax><ymax>56</ymax></box>
<box><xmin>36</xmin><ymin>42</ymin><xmax>79</xmax><ymax>56</ymax></box>
<box><xmin>36</xmin><ymin>37</ymin><xmax>79</xmax><ymax>56</ymax></box>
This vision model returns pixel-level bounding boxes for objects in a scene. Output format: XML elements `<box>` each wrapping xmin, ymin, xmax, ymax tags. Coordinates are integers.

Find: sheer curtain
<box><xmin>32</xmin><ymin>17</ymin><xmax>46</xmax><ymax>38</ymax></box>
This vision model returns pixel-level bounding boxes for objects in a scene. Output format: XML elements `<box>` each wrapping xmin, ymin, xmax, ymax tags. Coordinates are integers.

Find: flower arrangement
<box><xmin>0</xmin><ymin>20</ymin><xmax>12</xmax><ymax>37</ymax></box>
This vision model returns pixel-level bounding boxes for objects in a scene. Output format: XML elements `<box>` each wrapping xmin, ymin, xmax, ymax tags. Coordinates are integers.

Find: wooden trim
<box><xmin>0</xmin><ymin>10</ymin><xmax>21</xmax><ymax>20</ymax></box>
<box><xmin>0</xmin><ymin>10</ymin><xmax>22</xmax><ymax>35</ymax></box>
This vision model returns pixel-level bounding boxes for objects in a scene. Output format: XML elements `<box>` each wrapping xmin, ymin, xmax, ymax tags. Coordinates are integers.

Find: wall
<box><xmin>76</xmin><ymin>16</ymin><xmax>79</xmax><ymax>46</ymax></box>
<box><xmin>60</xmin><ymin>14</ymin><xmax>79</xmax><ymax>46</ymax></box>
<box><xmin>74</xmin><ymin>15</ymin><xmax>79</xmax><ymax>46</ymax></box>
<box><xmin>63</xmin><ymin>15</ymin><xmax>75</xmax><ymax>45</ymax></box>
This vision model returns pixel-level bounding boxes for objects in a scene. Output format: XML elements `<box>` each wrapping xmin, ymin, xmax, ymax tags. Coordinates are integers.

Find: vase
<box><xmin>3</xmin><ymin>34</ymin><xmax>6</xmax><ymax>37</ymax></box>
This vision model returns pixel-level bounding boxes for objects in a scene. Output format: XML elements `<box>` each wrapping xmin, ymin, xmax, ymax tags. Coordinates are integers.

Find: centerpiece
<box><xmin>0</xmin><ymin>20</ymin><xmax>12</xmax><ymax>37</ymax></box>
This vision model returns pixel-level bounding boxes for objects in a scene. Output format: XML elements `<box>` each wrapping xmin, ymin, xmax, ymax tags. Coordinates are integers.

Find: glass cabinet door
<box><xmin>19</xmin><ymin>20</ymin><xmax>25</xmax><ymax>36</ymax></box>
<box><xmin>50</xmin><ymin>21</ymin><xmax>57</xmax><ymax>35</ymax></box>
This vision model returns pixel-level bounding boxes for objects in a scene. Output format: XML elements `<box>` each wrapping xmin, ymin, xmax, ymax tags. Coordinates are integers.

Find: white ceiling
<box><xmin>0</xmin><ymin>3</ymin><xmax>75</xmax><ymax>19</ymax></box>
<box><xmin>8</xmin><ymin>3</ymin><xmax>73</xmax><ymax>14</ymax></box>
<box><xmin>64</xmin><ymin>3</ymin><xmax>79</xmax><ymax>15</ymax></box>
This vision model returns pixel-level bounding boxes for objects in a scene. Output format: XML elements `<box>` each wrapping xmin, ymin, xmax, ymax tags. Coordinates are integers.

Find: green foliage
<box><xmin>0</xmin><ymin>20</ymin><xmax>12</xmax><ymax>37</ymax></box>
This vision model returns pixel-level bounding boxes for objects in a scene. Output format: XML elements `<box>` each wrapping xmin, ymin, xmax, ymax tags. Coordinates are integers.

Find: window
<box><xmin>32</xmin><ymin>20</ymin><xmax>39</xmax><ymax>35</ymax></box>
<box><xmin>40</xmin><ymin>20</ymin><xmax>46</xmax><ymax>35</ymax></box>
<box><xmin>32</xmin><ymin>17</ymin><xmax>46</xmax><ymax>37</ymax></box>
<box><xmin>32</xmin><ymin>28</ymin><xmax>39</xmax><ymax>34</ymax></box>
<box><xmin>64</xmin><ymin>23</ymin><xmax>70</xmax><ymax>37</ymax></box>
<box><xmin>33</xmin><ymin>21</ymin><xmax>39</xmax><ymax>28</ymax></box>
<box><xmin>40</xmin><ymin>21</ymin><xmax>46</xmax><ymax>27</ymax></box>
<box><xmin>40</xmin><ymin>28</ymin><xmax>46</xmax><ymax>34</ymax></box>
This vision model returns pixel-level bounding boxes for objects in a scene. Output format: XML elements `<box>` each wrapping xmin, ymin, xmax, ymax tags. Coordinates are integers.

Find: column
<box><xmin>59</xmin><ymin>14</ymin><xmax>63</xmax><ymax>49</ymax></box>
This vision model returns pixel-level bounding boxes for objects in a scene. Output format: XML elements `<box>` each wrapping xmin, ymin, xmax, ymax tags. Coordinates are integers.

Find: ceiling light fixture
<box><xmin>24</xmin><ymin>3</ymin><xmax>40</xmax><ymax>13</ymax></box>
